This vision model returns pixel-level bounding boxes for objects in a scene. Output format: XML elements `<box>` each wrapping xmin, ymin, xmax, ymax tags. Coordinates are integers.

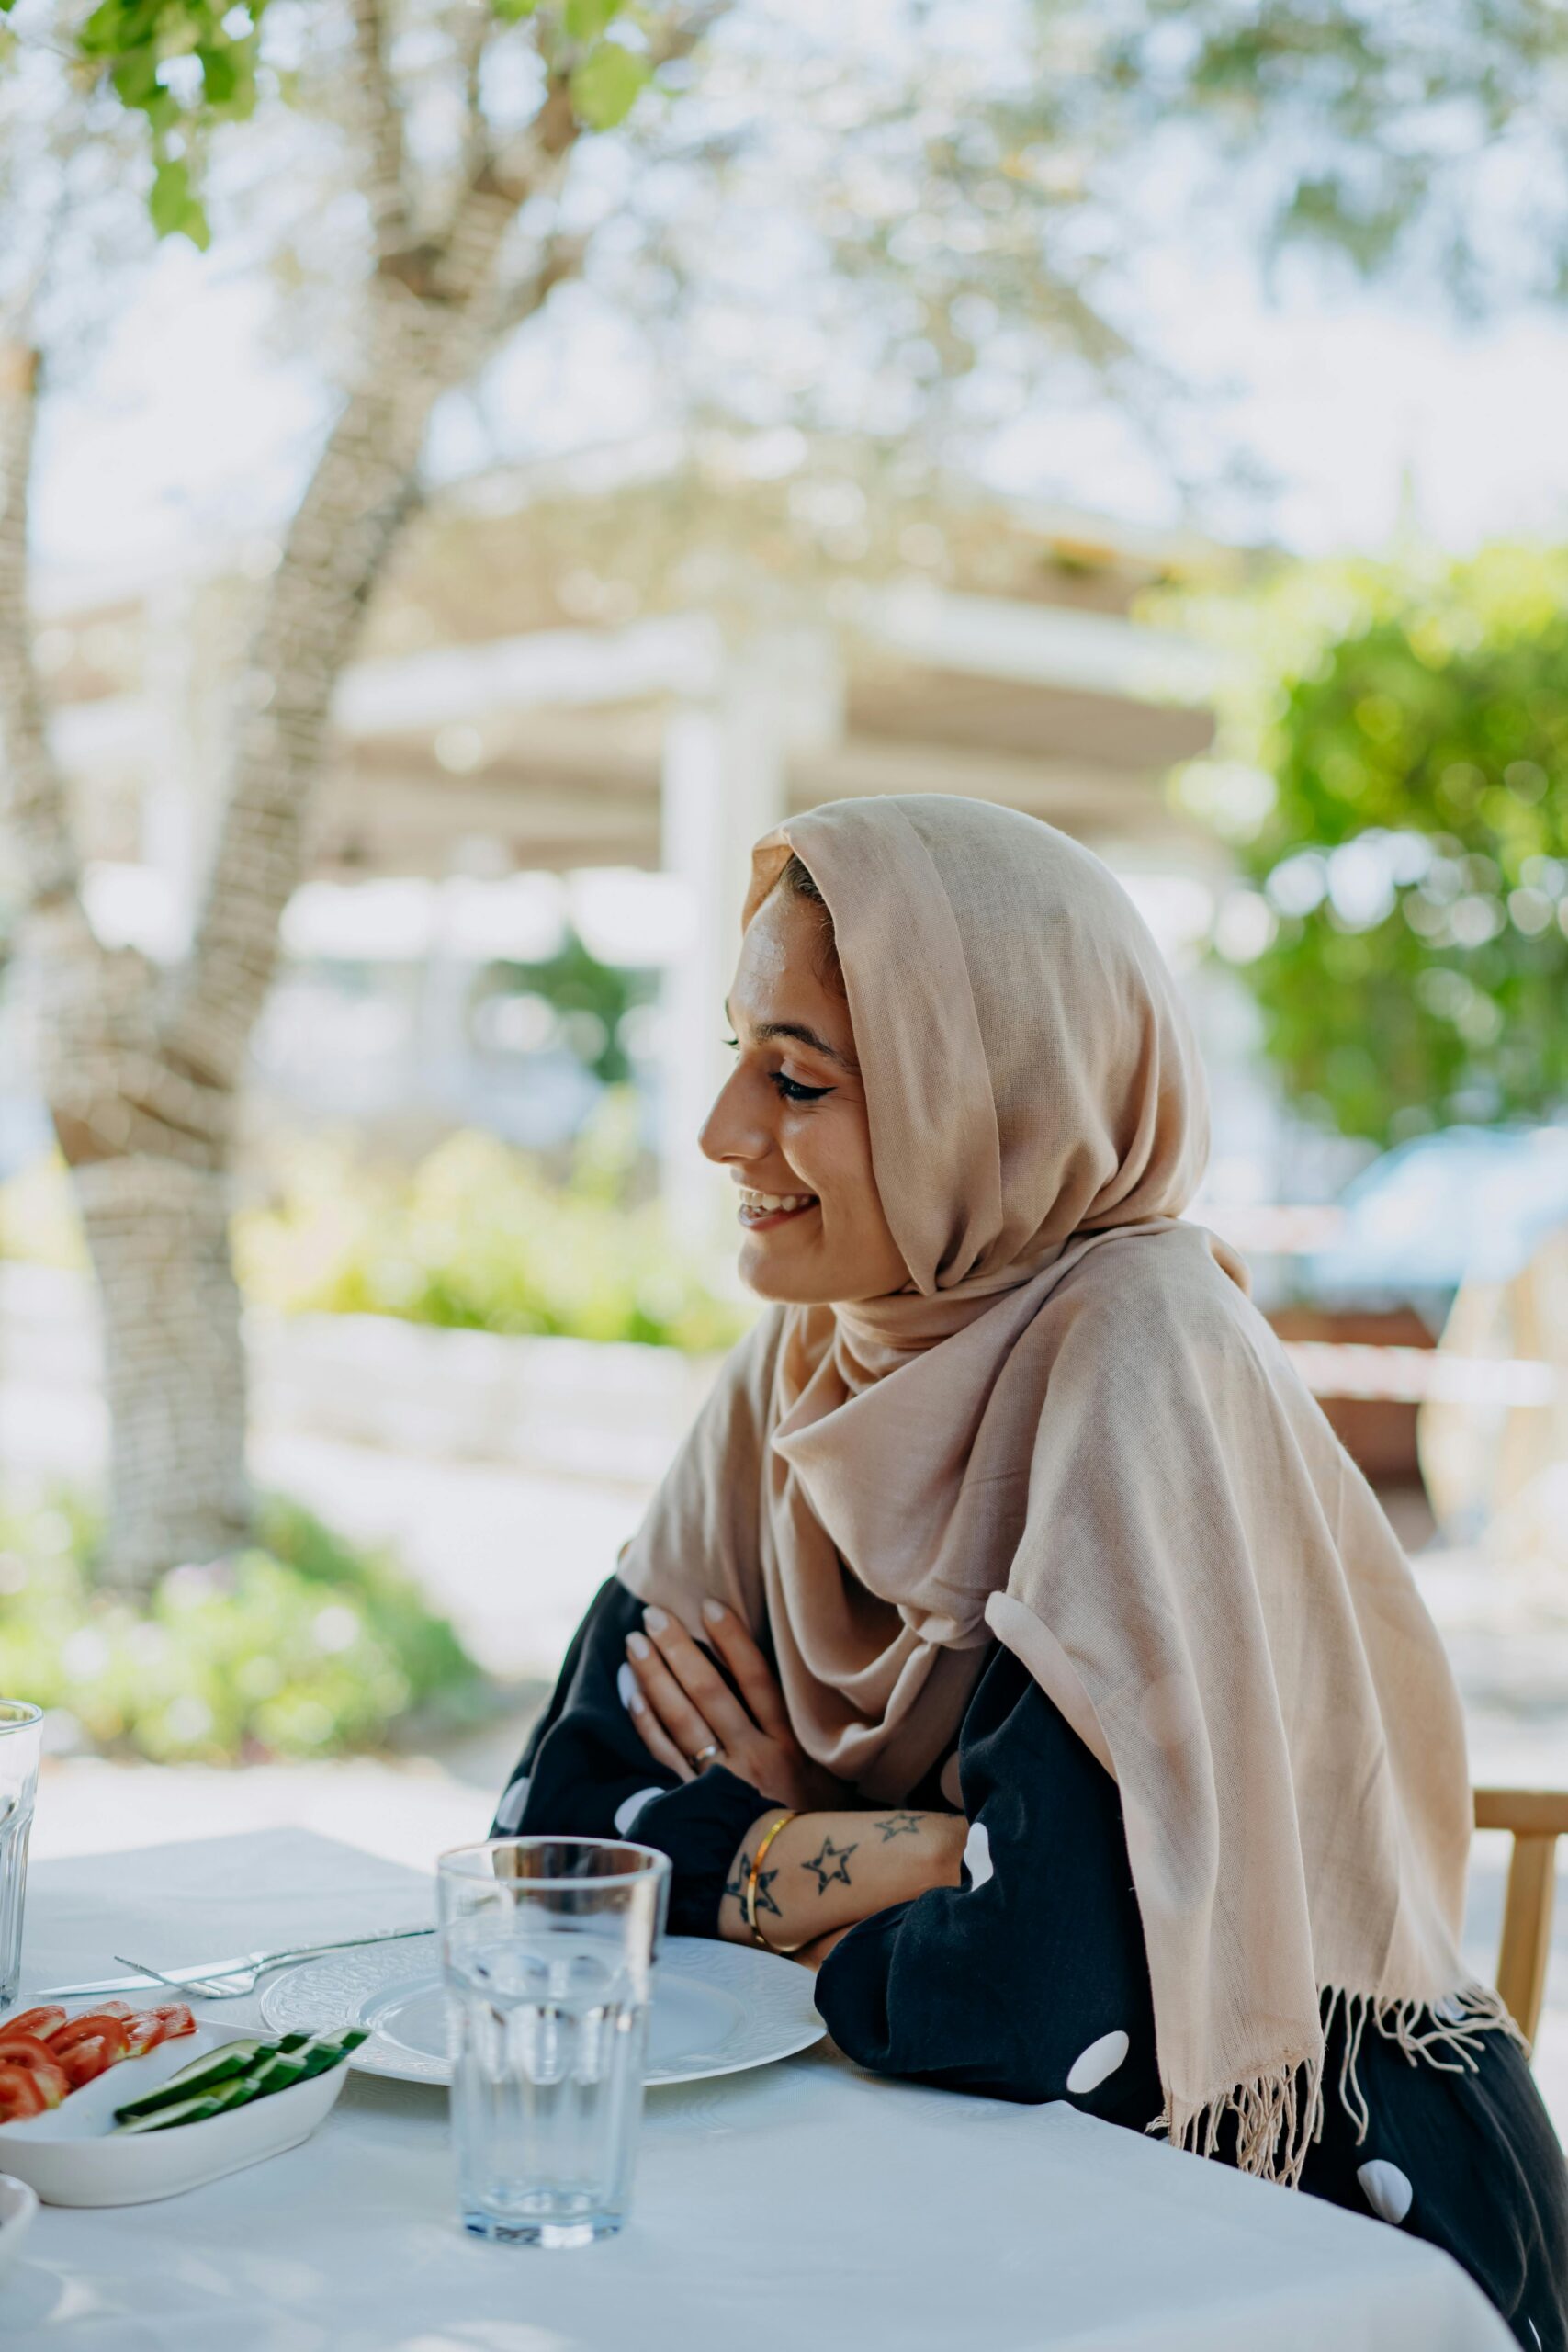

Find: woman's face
<box><xmin>699</xmin><ymin>883</ymin><xmax>908</xmax><ymax>1305</ymax></box>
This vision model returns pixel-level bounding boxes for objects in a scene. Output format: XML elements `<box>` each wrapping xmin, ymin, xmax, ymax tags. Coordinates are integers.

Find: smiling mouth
<box><xmin>737</xmin><ymin>1187</ymin><xmax>819</xmax><ymax>1230</ymax></box>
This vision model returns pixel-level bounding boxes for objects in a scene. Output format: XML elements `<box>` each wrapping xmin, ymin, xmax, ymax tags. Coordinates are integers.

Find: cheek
<box><xmin>790</xmin><ymin>1112</ymin><xmax>880</xmax><ymax>1227</ymax></box>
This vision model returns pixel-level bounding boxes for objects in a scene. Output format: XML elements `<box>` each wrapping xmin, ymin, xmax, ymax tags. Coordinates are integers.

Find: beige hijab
<box><xmin>621</xmin><ymin>794</ymin><xmax>1508</xmax><ymax>2180</ymax></box>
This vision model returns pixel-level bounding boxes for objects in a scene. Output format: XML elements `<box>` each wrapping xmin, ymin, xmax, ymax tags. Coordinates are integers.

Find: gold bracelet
<box><xmin>744</xmin><ymin>1810</ymin><xmax>800</xmax><ymax>1953</ymax></box>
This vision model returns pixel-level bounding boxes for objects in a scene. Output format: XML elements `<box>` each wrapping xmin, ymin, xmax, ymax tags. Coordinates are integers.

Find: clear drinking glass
<box><xmin>439</xmin><ymin>1836</ymin><xmax>670</xmax><ymax>2248</ymax></box>
<box><xmin>0</xmin><ymin>1702</ymin><xmax>42</xmax><ymax>2012</ymax></box>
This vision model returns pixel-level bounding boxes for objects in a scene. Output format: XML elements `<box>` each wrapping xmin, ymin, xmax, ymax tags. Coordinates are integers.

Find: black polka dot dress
<box><xmin>497</xmin><ymin>1575</ymin><xmax>1568</xmax><ymax>2349</ymax></box>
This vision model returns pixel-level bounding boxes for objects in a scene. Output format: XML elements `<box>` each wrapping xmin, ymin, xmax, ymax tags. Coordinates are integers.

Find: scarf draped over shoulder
<box><xmin>620</xmin><ymin>793</ymin><xmax>1509</xmax><ymax>2182</ymax></box>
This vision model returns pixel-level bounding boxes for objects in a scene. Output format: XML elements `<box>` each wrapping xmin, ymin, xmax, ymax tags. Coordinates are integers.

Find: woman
<box><xmin>497</xmin><ymin>794</ymin><xmax>1567</xmax><ymax>2345</ymax></box>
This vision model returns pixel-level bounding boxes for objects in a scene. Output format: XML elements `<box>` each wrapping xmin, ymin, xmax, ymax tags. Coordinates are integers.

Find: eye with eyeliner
<box><xmin>724</xmin><ymin>1035</ymin><xmax>832</xmax><ymax>1104</ymax></box>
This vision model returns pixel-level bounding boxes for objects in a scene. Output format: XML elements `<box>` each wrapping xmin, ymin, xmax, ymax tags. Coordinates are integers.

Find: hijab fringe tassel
<box><xmin>1150</xmin><ymin>1983</ymin><xmax>1524</xmax><ymax>2189</ymax></box>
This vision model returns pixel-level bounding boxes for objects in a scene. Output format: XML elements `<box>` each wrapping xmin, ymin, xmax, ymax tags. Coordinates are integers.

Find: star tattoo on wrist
<box><xmin>800</xmin><ymin>1835</ymin><xmax>857</xmax><ymax>1894</ymax></box>
<box><xmin>723</xmin><ymin>1850</ymin><xmax>780</xmax><ymax>1916</ymax></box>
<box><xmin>872</xmin><ymin>1811</ymin><xmax>924</xmax><ymax>1841</ymax></box>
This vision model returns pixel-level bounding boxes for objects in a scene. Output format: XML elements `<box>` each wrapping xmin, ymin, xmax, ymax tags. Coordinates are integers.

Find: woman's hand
<box><xmin>622</xmin><ymin>1599</ymin><xmax>847</xmax><ymax>1813</ymax></box>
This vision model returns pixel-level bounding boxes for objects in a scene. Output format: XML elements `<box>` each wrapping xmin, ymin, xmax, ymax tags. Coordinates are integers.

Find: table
<box><xmin>2</xmin><ymin>1828</ymin><xmax>1515</xmax><ymax>2352</ymax></box>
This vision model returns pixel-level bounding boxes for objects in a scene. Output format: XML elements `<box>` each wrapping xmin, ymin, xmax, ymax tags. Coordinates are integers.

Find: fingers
<box><xmin>698</xmin><ymin>1600</ymin><xmax>791</xmax><ymax>1740</ymax></box>
<box><xmin>638</xmin><ymin>1607</ymin><xmax>754</xmax><ymax>1746</ymax></box>
<box><xmin>617</xmin><ymin>1660</ymin><xmax>693</xmax><ymax>1781</ymax></box>
<box><xmin>624</xmin><ymin>1626</ymin><xmax>726</xmax><ymax>1767</ymax></box>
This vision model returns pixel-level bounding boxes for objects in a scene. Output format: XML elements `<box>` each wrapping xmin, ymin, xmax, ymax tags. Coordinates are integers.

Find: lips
<box><xmin>736</xmin><ymin>1187</ymin><xmax>819</xmax><ymax>1227</ymax></box>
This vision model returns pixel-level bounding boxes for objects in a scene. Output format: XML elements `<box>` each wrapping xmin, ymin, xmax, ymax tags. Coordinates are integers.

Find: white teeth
<box><xmin>739</xmin><ymin>1189</ymin><xmax>816</xmax><ymax>1214</ymax></box>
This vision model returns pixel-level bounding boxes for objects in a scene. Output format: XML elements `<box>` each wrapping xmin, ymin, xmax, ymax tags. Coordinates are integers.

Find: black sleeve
<box><xmin>491</xmin><ymin>1577</ymin><xmax>772</xmax><ymax>1936</ymax></box>
<box><xmin>814</xmin><ymin>1645</ymin><xmax>1163</xmax><ymax>2128</ymax></box>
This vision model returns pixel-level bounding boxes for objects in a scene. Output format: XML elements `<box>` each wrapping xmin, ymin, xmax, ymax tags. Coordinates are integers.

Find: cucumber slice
<box><xmin>232</xmin><ymin>2051</ymin><xmax>310</xmax><ymax>2103</ymax></box>
<box><xmin>297</xmin><ymin>2029</ymin><xmax>368</xmax><ymax>2080</ymax></box>
<box><xmin>112</xmin><ymin>2090</ymin><xmax>228</xmax><ymax>2135</ymax></box>
<box><xmin>110</xmin><ymin>2031</ymin><xmax>357</xmax><ymax>2132</ymax></box>
<box><xmin>113</xmin><ymin>2038</ymin><xmax>276</xmax><ymax>2122</ymax></box>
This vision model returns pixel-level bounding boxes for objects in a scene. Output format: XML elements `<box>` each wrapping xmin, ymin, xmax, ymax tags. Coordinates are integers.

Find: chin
<box><xmin>736</xmin><ymin>1238</ymin><xmax>838</xmax><ymax>1306</ymax></box>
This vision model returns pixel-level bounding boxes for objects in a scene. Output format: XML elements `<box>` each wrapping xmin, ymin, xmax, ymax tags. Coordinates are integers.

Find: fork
<box><xmin>111</xmin><ymin>1925</ymin><xmax>435</xmax><ymax>2000</ymax></box>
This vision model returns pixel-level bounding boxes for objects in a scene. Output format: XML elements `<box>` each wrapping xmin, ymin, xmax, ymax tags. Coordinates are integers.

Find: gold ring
<box><xmin>689</xmin><ymin>1741</ymin><xmax>723</xmax><ymax>1770</ymax></box>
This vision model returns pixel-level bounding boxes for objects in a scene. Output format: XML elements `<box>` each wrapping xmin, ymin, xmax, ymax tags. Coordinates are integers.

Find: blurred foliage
<box><xmin>474</xmin><ymin>926</ymin><xmax>656</xmax><ymax>1087</ymax></box>
<box><xmin>1</xmin><ymin>1102</ymin><xmax>746</xmax><ymax>1350</ymax></box>
<box><xmin>1101</xmin><ymin>0</ymin><xmax>1568</xmax><ymax>314</ymax></box>
<box><xmin>3</xmin><ymin>0</ymin><xmax>654</xmax><ymax>246</ymax></box>
<box><xmin>238</xmin><ymin>1118</ymin><xmax>745</xmax><ymax>1350</ymax></box>
<box><xmin>0</xmin><ymin>1489</ymin><xmax>484</xmax><ymax>1761</ymax></box>
<box><xmin>1170</xmin><ymin>546</ymin><xmax>1568</xmax><ymax>1147</ymax></box>
<box><xmin>9</xmin><ymin>0</ymin><xmax>1566</xmax><ymax>368</ymax></box>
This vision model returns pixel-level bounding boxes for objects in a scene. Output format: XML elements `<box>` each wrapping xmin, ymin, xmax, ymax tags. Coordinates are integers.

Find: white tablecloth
<box><xmin>2</xmin><ymin>1829</ymin><xmax>1515</xmax><ymax>2352</ymax></box>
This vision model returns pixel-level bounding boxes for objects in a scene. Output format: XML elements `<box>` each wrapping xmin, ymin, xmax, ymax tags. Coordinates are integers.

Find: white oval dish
<box><xmin>0</xmin><ymin>2028</ymin><xmax>350</xmax><ymax>2207</ymax></box>
<box><xmin>263</xmin><ymin>1934</ymin><xmax>826</xmax><ymax>2088</ymax></box>
<box><xmin>0</xmin><ymin>2172</ymin><xmax>39</xmax><ymax>2285</ymax></box>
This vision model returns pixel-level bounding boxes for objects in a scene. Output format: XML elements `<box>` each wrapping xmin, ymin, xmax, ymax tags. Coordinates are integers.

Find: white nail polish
<box><xmin>616</xmin><ymin>1662</ymin><xmax>637</xmax><ymax>1711</ymax></box>
<box><xmin>702</xmin><ymin>1600</ymin><xmax>726</xmax><ymax>1623</ymax></box>
<box><xmin>627</xmin><ymin>1632</ymin><xmax>650</xmax><ymax>1659</ymax></box>
<box><xmin>644</xmin><ymin>1606</ymin><xmax>668</xmax><ymax>1634</ymax></box>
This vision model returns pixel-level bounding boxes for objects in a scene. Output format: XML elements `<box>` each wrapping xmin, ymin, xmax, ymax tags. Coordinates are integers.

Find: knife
<box><xmin>24</xmin><ymin>1924</ymin><xmax>435</xmax><ymax>2001</ymax></box>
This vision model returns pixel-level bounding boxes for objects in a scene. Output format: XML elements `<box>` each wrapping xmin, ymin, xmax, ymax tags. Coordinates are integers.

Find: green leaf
<box><xmin>197</xmin><ymin>43</ymin><xmax>238</xmax><ymax>105</ymax></box>
<box><xmin>81</xmin><ymin>0</ymin><xmax>154</xmax><ymax>59</ymax></box>
<box><xmin>111</xmin><ymin>46</ymin><xmax>161</xmax><ymax>105</ymax></box>
<box><xmin>564</xmin><ymin>0</ymin><xmax>620</xmax><ymax>39</ymax></box>
<box><xmin>150</xmin><ymin>156</ymin><xmax>191</xmax><ymax>235</ymax></box>
<box><xmin>149</xmin><ymin>156</ymin><xmax>208</xmax><ymax>247</ymax></box>
<box><xmin>490</xmin><ymin>0</ymin><xmax>539</xmax><ymax>18</ymax></box>
<box><xmin>570</xmin><ymin>39</ymin><xmax>648</xmax><ymax>130</ymax></box>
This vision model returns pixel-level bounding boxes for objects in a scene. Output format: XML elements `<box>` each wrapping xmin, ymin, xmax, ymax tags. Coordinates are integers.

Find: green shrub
<box><xmin>1169</xmin><ymin>545</ymin><xmax>1568</xmax><ymax>1146</ymax></box>
<box><xmin>236</xmin><ymin>1124</ymin><xmax>747</xmax><ymax>1352</ymax></box>
<box><xmin>0</xmin><ymin>1490</ymin><xmax>486</xmax><ymax>1762</ymax></box>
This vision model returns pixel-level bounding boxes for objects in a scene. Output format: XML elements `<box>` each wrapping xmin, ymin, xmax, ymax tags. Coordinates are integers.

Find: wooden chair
<box><xmin>1473</xmin><ymin>1788</ymin><xmax>1568</xmax><ymax>2047</ymax></box>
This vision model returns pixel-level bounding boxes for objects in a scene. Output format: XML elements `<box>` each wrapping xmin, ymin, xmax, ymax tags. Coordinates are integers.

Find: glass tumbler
<box><xmin>0</xmin><ymin>1702</ymin><xmax>41</xmax><ymax>2012</ymax></box>
<box><xmin>439</xmin><ymin>1837</ymin><xmax>670</xmax><ymax>2248</ymax></box>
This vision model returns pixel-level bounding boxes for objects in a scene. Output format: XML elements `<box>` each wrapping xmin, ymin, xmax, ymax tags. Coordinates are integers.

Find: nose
<box><xmin>699</xmin><ymin>1060</ymin><xmax>774</xmax><ymax>1169</ymax></box>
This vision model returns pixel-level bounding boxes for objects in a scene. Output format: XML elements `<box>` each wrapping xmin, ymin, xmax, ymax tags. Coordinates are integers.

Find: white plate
<box><xmin>261</xmin><ymin>1935</ymin><xmax>826</xmax><ymax>2087</ymax></box>
<box><xmin>0</xmin><ymin>2173</ymin><xmax>38</xmax><ymax>2284</ymax></box>
<box><xmin>0</xmin><ymin>2027</ymin><xmax>350</xmax><ymax>2207</ymax></box>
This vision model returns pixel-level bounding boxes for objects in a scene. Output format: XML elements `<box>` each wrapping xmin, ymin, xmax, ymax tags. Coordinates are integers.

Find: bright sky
<box><xmin>29</xmin><ymin>114</ymin><xmax>1568</xmax><ymax>579</ymax></box>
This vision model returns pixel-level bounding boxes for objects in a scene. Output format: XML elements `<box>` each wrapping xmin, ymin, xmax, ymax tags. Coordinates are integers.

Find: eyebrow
<box><xmin>725</xmin><ymin>1003</ymin><xmax>857</xmax><ymax>1071</ymax></box>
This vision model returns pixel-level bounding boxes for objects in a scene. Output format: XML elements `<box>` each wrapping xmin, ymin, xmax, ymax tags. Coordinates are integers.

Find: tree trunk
<box><xmin>73</xmin><ymin>1155</ymin><xmax>249</xmax><ymax>1588</ymax></box>
<box><xmin>3</xmin><ymin>68</ymin><xmax>599</xmax><ymax>1596</ymax></box>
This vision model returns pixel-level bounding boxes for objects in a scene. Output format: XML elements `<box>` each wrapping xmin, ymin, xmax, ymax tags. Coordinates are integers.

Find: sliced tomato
<box><xmin>150</xmin><ymin>2003</ymin><xmax>196</xmax><ymax>2042</ymax></box>
<box><xmin>28</xmin><ymin>2056</ymin><xmax>69</xmax><ymax>2107</ymax></box>
<box><xmin>0</xmin><ymin>2030</ymin><xmax>67</xmax><ymax>2070</ymax></box>
<box><xmin>50</xmin><ymin>2012</ymin><xmax>132</xmax><ymax>2092</ymax></box>
<box><xmin>51</xmin><ymin>2013</ymin><xmax>132</xmax><ymax>2057</ymax></box>
<box><xmin>56</xmin><ymin>2033</ymin><xmax>127</xmax><ymax>2090</ymax></box>
<box><xmin>123</xmin><ymin>2010</ymin><xmax>172</xmax><ymax>2056</ymax></box>
<box><xmin>4</xmin><ymin>2006</ymin><xmax>66</xmax><ymax>2041</ymax></box>
<box><xmin>0</xmin><ymin>2039</ymin><xmax>68</xmax><ymax>2107</ymax></box>
<box><xmin>0</xmin><ymin>2061</ymin><xmax>50</xmax><ymax>2122</ymax></box>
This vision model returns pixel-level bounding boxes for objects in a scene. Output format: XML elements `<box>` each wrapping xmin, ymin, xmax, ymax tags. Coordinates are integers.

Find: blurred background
<box><xmin>5</xmin><ymin>0</ymin><xmax>1568</xmax><ymax>2106</ymax></box>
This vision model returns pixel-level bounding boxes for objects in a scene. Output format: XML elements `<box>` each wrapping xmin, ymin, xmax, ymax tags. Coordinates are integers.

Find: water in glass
<box><xmin>448</xmin><ymin>1927</ymin><xmax>648</xmax><ymax>2245</ymax></box>
<box><xmin>0</xmin><ymin>1702</ymin><xmax>42</xmax><ymax>2013</ymax></box>
<box><xmin>439</xmin><ymin>1838</ymin><xmax>669</xmax><ymax>2248</ymax></box>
